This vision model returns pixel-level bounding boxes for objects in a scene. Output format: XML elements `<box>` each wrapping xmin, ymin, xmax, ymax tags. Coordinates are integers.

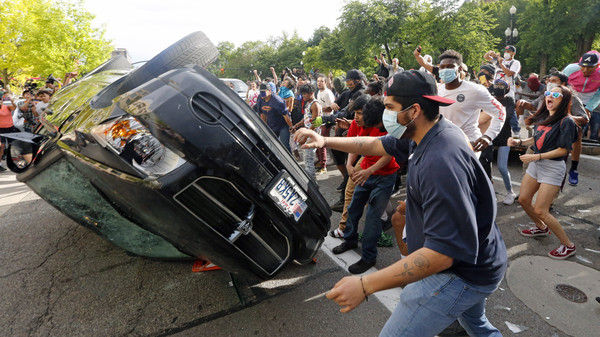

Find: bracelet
<box><xmin>360</xmin><ymin>276</ymin><xmax>369</xmax><ymax>302</ymax></box>
<box><xmin>518</xmin><ymin>139</ymin><xmax>522</xmax><ymax>147</ymax></box>
<box><xmin>539</xmin><ymin>153</ymin><xmax>542</xmax><ymax>160</ymax></box>
<box><xmin>323</xmin><ymin>137</ymin><xmax>328</xmax><ymax>147</ymax></box>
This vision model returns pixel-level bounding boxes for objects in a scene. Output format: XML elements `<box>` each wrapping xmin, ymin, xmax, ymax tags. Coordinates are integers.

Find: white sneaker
<box><xmin>503</xmin><ymin>192</ymin><xmax>516</xmax><ymax>205</ymax></box>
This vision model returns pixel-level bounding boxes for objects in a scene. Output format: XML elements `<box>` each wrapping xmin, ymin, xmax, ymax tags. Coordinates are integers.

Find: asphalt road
<box><xmin>1</xmin><ymin>151</ymin><xmax>599</xmax><ymax>337</ymax></box>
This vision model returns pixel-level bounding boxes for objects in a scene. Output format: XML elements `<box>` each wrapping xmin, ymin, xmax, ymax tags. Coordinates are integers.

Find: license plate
<box><xmin>269</xmin><ymin>174</ymin><xmax>308</xmax><ymax>222</ymax></box>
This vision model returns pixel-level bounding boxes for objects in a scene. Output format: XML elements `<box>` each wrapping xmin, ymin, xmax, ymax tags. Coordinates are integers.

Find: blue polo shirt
<box><xmin>380</xmin><ymin>116</ymin><xmax>507</xmax><ymax>286</ymax></box>
<box><xmin>253</xmin><ymin>94</ymin><xmax>290</xmax><ymax>132</ymax></box>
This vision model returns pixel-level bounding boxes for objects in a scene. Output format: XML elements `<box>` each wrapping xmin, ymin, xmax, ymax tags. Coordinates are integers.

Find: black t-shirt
<box><xmin>532</xmin><ymin>117</ymin><xmax>578</xmax><ymax>160</ymax></box>
<box><xmin>492</xmin><ymin>96</ymin><xmax>514</xmax><ymax>146</ymax></box>
<box><xmin>380</xmin><ymin>116</ymin><xmax>507</xmax><ymax>286</ymax></box>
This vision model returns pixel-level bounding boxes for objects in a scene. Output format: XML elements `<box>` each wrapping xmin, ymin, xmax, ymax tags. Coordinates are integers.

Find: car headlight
<box><xmin>91</xmin><ymin>116</ymin><xmax>185</xmax><ymax>177</ymax></box>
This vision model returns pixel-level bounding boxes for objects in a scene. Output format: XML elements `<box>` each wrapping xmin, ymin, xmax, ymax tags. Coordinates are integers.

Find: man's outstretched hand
<box><xmin>294</xmin><ymin>128</ymin><xmax>325</xmax><ymax>149</ymax></box>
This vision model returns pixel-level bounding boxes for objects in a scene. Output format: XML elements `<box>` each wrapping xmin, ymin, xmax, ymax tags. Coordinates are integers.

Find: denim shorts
<box><xmin>525</xmin><ymin>159</ymin><xmax>566</xmax><ymax>186</ymax></box>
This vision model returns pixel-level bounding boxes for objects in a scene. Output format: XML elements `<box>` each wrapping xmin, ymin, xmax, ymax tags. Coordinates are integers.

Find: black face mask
<box><xmin>493</xmin><ymin>87</ymin><xmax>508</xmax><ymax>98</ymax></box>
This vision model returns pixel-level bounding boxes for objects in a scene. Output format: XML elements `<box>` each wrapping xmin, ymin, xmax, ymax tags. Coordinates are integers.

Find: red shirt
<box><xmin>347</xmin><ymin>120</ymin><xmax>399</xmax><ymax>175</ymax></box>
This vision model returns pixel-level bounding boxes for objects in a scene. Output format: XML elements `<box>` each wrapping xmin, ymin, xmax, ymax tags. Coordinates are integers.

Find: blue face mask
<box><xmin>439</xmin><ymin>68</ymin><xmax>458</xmax><ymax>83</ymax></box>
<box><xmin>382</xmin><ymin>105</ymin><xmax>414</xmax><ymax>139</ymax></box>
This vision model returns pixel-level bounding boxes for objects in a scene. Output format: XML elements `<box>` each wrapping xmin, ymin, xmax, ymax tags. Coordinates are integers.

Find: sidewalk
<box><xmin>0</xmin><ymin>168</ymin><xmax>35</xmax><ymax>217</ymax></box>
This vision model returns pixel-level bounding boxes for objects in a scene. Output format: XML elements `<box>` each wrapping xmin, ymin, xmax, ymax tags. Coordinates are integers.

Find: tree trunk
<box><xmin>539</xmin><ymin>53</ymin><xmax>549</xmax><ymax>76</ymax></box>
<box><xmin>384</xmin><ymin>42</ymin><xmax>391</xmax><ymax>64</ymax></box>
<box><xmin>1</xmin><ymin>68</ymin><xmax>8</xmax><ymax>90</ymax></box>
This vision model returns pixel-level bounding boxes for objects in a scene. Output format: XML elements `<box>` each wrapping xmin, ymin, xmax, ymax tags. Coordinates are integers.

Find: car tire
<box><xmin>116</xmin><ymin>31</ymin><xmax>218</xmax><ymax>95</ymax></box>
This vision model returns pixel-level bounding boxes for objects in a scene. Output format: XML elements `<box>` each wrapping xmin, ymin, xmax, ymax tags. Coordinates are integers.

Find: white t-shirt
<box><xmin>438</xmin><ymin>80</ymin><xmax>506</xmax><ymax>142</ymax></box>
<box><xmin>36</xmin><ymin>101</ymin><xmax>49</xmax><ymax>113</ymax></box>
<box><xmin>317</xmin><ymin>88</ymin><xmax>335</xmax><ymax>116</ymax></box>
<box><xmin>494</xmin><ymin>58</ymin><xmax>521</xmax><ymax>98</ymax></box>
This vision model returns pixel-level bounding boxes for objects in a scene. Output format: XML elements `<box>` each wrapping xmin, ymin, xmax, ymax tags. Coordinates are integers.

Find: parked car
<box><xmin>219</xmin><ymin>78</ymin><xmax>248</xmax><ymax>100</ymax></box>
<box><xmin>4</xmin><ymin>32</ymin><xmax>330</xmax><ymax>280</ymax></box>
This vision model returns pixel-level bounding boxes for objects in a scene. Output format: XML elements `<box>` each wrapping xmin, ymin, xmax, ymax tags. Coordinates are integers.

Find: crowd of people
<box><xmin>242</xmin><ymin>44</ymin><xmax>598</xmax><ymax>336</ymax></box>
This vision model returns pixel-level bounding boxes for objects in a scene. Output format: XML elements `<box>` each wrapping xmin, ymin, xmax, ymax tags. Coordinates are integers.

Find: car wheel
<box><xmin>116</xmin><ymin>31</ymin><xmax>218</xmax><ymax>95</ymax></box>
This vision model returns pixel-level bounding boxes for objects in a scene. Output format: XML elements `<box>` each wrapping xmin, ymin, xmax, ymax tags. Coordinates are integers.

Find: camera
<box><xmin>23</xmin><ymin>79</ymin><xmax>38</xmax><ymax>91</ymax></box>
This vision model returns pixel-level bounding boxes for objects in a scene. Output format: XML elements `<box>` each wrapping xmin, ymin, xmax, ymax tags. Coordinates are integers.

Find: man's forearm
<box><xmin>362</xmin><ymin>247</ymin><xmax>453</xmax><ymax>295</ymax></box>
<box><xmin>324</xmin><ymin>136</ymin><xmax>388</xmax><ymax>157</ymax></box>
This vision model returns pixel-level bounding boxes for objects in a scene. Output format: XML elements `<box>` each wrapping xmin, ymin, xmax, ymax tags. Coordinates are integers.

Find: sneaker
<box><xmin>390</xmin><ymin>189</ymin><xmax>403</xmax><ymax>198</ymax></box>
<box><xmin>329</xmin><ymin>228</ymin><xmax>344</xmax><ymax>238</ymax></box>
<box><xmin>503</xmin><ymin>192</ymin><xmax>516</xmax><ymax>205</ymax></box>
<box><xmin>317</xmin><ymin>167</ymin><xmax>327</xmax><ymax>174</ymax></box>
<box><xmin>0</xmin><ymin>165</ymin><xmax>6</xmax><ymax>172</ymax></box>
<box><xmin>332</xmin><ymin>242</ymin><xmax>358</xmax><ymax>255</ymax></box>
<box><xmin>548</xmin><ymin>244</ymin><xmax>576</xmax><ymax>260</ymax></box>
<box><xmin>336</xmin><ymin>181</ymin><xmax>347</xmax><ymax>191</ymax></box>
<box><xmin>348</xmin><ymin>259</ymin><xmax>376</xmax><ymax>274</ymax></box>
<box><xmin>330</xmin><ymin>199</ymin><xmax>345</xmax><ymax>213</ymax></box>
<box><xmin>520</xmin><ymin>226</ymin><xmax>550</xmax><ymax>237</ymax></box>
<box><xmin>568</xmin><ymin>170</ymin><xmax>578</xmax><ymax>186</ymax></box>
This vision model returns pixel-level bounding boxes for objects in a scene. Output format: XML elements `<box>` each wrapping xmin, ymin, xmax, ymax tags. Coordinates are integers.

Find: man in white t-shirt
<box><xmin>485</xmin><ymin>45</ymin><xmax>521</xmax><ymax>136</ymax></box>
<box><xmin>436</xmin><ymin>50</ymin><xmax>505</xmax><ymax>157</ymax></box>
<box><xmin>316</xmin><ymin>74</ymin><xmax>336</xmax><ymax>172</ymax></box>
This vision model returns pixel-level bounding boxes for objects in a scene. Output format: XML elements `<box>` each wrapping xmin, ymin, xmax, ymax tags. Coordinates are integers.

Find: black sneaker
<box><xmin>332</xmin><ymin>242</ymin><xmax>357</xmax><ymax>255</ymax></box>
<box><xmin>348</xmin><ymin>259</ymin><xmax>376</xmax><ymax>274</ymax></box>
<box><xmin>330</xmin><ymin>199</ymin><xmax>345</xmax><ymax>213</ymax></box>
<box><xmin>0</xmin><ymin>165</ymin><xmax>6</xmax><ymax>172</ymax></box>
<box><xmin>336</xmin><ymin>182</ymin><xmax>346</xmax><ymax>191</ymax></box>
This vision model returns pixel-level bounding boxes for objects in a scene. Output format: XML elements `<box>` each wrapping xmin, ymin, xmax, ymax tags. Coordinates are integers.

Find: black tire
<box><xmin>116</xmin><ymin>31</ymin><xmax>218</xmax><ymax>95</ymax></box>
<box><xmin>82</xmin><ymin>55</ymin><xmax>133</xmax><ymax>79</ymax></box>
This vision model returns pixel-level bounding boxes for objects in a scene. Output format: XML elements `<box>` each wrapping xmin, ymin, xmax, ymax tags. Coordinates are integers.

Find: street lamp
<box><xmin>506</xmin><ymin>5</ymin><xmax>517</xmax><ymax>45</ymax></box>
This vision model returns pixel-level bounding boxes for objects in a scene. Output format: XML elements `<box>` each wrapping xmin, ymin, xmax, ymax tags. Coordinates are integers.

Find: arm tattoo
<box><xmin>394</xmin><ymin>253</ymin><xmax>431</xmax><ymax>278</ymax></box>
<box><xmin>353</xmin><ymin>137</ymin><xmax>365</xmax><ymax>148</ymax></box>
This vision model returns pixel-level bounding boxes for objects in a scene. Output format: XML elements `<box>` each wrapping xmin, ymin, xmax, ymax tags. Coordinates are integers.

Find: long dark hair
<box><xmin>525</xmin><ymin>85</ymin><xmax>572</xmax><ymax>126</ymax></box>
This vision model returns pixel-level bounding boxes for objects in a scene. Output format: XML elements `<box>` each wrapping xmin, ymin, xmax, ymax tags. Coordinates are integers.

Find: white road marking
<box><xmin>320</xmin><ymin>235</ymin><xmax>401</xmax><ymax>313</ymax></box>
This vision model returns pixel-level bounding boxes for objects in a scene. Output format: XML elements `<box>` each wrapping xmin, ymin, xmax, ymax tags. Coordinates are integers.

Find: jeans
<box><xmin>379</xmin><ymin>273</ymin><xmax>502</xmax><ymax>337</ymax></box>
<box><xmin>496</xmin><ymin>146</ymin><xmax>513</xmax><ymax>192</ymax></box>
<box><xmin>275</xmin><ymin>127</ymin><xmax>291</xmax><ymax>153</ymax></box>
<box><xmin>583</xmin><ymin>111</ymin><xmax>600</xmax><ymax>140</ymax></box>
<box><xmin>345</xmin><ymin>174</ymin><xmax>395</xmax><ymax>262</ymax></box>
<box><xmin>303</xmin><ymin>148</ymin><xmax>316</xmax><ymax>181</ymax></box>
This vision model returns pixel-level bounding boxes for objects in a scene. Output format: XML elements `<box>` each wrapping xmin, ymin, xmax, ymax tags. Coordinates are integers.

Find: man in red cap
<box><xmin>294</xmin><ymin>70</ymin><xmax>507</xmax><ymax>336</ymax></box>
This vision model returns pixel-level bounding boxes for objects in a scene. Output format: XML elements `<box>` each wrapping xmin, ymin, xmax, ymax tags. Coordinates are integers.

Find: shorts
<box><xmin>331</xmin><ymin>149</ymin><xmax>347</xmax><ymax>166</ymax></box>
<box><xmin>0</xmin><ymin>126</ymin><xmax>18</xmax><ymax>145</ymax></box>
<box><xmin>525</xmin><ymin>158</ymin><xmax>566</xmax><ymax>186</ymax></box>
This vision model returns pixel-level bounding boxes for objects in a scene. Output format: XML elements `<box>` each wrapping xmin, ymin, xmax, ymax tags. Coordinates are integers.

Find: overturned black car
<box><xmin>6</xmin><ymin>32</ymin><xmax>330</xmax><ymax>280</ymax></box>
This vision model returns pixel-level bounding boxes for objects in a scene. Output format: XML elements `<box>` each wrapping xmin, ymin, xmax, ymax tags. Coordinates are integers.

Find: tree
<box><xmin>0</xmin><ymin>0</ymin><xmax>113</xmax><ymax>90</ymax></box>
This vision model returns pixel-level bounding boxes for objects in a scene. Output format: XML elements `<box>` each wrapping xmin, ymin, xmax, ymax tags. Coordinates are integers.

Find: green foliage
<box><xmin>0</xmin><ymin>0</ymin><xmax>113</xmax><ymax>89</ymax></box>
<box><xmin>208</xmin><ymin>0</ymin><xmax>600</xmax><ymax>81</ymax></box>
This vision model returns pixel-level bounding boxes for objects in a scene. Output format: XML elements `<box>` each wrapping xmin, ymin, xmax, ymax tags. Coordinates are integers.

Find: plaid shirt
<box><xmin>19</xmin><ymin>101</ymin><xmax>39</xmax><ymax>132</ymax></box>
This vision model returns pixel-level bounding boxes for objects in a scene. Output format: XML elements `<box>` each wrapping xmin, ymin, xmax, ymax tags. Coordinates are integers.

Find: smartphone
<box><xmin>416</xmin><ymin>46</ymin><xmax>422</xmax><ymax>53</ymax></box>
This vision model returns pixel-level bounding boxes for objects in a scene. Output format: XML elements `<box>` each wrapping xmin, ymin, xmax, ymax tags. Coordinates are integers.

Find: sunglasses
<box><xmin>544</xmin><ymin>91</ymin><xmax>563</xmax><ymax>98</ymax></box>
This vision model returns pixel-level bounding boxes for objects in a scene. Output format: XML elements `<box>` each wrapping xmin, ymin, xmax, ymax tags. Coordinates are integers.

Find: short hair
<box><xmin>362</xmin><ymin>97</ymin><xmax>385</xmax><ymax>127</ymax></box>
<box><xmin>299</xmin><ymin>83</ymin><xmax>315</xmax><ymax>94</ymax></box>
<box><xmin>390</xmin><ymin>95</ymin><xmax>439</xmax><ymax>121</ymax></box>
<box><xmin>549</xmin><ymin>71</ymin><xmax>569</xmax><ymax>85</ymax></box>
<box><xmin>439</xmin><ymin>49</ymin><xmax>463</xmax><ymax>66</ymax></box>
<box><xmin>350</xmin><ymin>94</ymin><xmax>371</xmax><ymax>113</ymax></box>
<box><xmin>366</xmin><ymin>80</ymin><xmax>384</xmax><ymax>96</ymax></box>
